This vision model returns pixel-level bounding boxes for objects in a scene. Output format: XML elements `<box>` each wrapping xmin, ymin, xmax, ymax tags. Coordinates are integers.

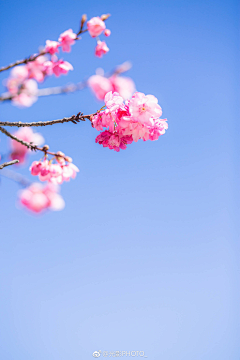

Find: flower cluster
<box><xmin>10</xmin><ymin>127</ymin><xmax>44</xmax><ymax>164</ymax></box>
<box><xmin>88</xmin><ymin>74</ymin><xmax>135</xmax><ymax>101</ymax></box>
<box><xmin>18</xmin><ymin>152</ymin><xmax>79</xmax><ymax>214</ymax></box>
<box><xmin>87</xmin><ymin>16</ymin><xmax>110</xmax><ymax>57</ymax></box>
<box><xmin>5</xmin><ymin>28</ymin><xmax>77</xmax><ymax>107</ymax></box>
<box><xmin>0</xmin><ymin>12</ymin><xmax>169</xmax><ymax>216</ymax></box>
<box><xmin>92</xmin><ymin>91</ymin><xmax>168</xmax><ymax>151</ymax></box>
<box><xmin>30</xmin><ymin>155</ymin><xmax>79</xmax><ymax>184</ymax></box>
<box><xmin>19</xmin><ymin>183</ymin><xmax>65</xmax><ymax>213</ymax></box>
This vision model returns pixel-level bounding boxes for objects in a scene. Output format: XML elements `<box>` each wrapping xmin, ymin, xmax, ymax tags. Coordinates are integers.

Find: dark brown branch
<box><xmin>0</xmin><ymin>159</ymin><xmax>19</xmax><ymax>170</ymax></box>
<box><xmin>0</xmin><ymin>112</ymin><xmax>93</xmax><ymax>128</ymax></box>
<box><xmin>0</xmin><ymin>52</ymin><xmax>47</xmax><ymax>74</ymax></box>
<box><xmin>0</xmin><ymin>122</ymin><xmax>94</xmax><ymax>160</ymax></box>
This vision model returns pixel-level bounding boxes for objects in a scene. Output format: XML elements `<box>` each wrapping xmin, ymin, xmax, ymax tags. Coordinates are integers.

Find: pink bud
<box><xmin>30</xmin><ymin>161</ymin><xmax>42</xmax><ymax>176</ymax></box>
<box><xmin>104</xmin><ymin>29</ymin><xmax>111</xmax><ymax>37</ymax></box>
<box><xmin>87</xmin><ymin>17</ymin><xmax>106</xmax><ymax>38</ymax></box>
<box><xmin>95</xmin><ymin>41</ymin><xmax>109</xmax><ymax>58</ymax></box>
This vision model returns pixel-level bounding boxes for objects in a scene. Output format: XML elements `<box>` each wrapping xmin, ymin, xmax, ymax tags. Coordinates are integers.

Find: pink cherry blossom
<box><xmin>10</xmin><ymin>66</ymin><xmax>29</xmax><ymax>80</ymax></box>
<box><xmin>95</xmin><ymin>41</ymin><xmax>109</xmax><ymax>58</ymax></box>
<box><xmin>58</xmin><ymin>29</ymin><xmax>76</xmax><ymax>52</ymax></box>
<box><xmin>104</xmin><ymin>29</ymin><xmax>111</xmax><ymax>37</ymax></box>
<box><xmin>45</xmin><ymin>40</ymin><xmax>60</xmax><ymax>55</ymax></box>
<box><xmin>88</xmin><ymin>75</ymin><xmax>113</xmax><ymax>100</ymax></box>
<box><xmin>109</xmin><ymin>75</ymin><xmax>135</xmax><ymax>100</ymax></box>
<box><xmin>49</xmin><ymin>163</ymin><xmax>79</xmax><ymax>184</ymax></box>
<box><xmin>52</xmin><ymin>60</ymin><xmax>73</xmax><ymax>77</ymax></box>
<box><xmin>27</xmin><ymin>56</ymin><xmax>48</xmax><ymax>82</ymax></box>
<box><xmin>42</xmin><ymin>60</ymin><xmax>54</xmax><ymax>76</ymax></box>
<box><xmin>95</xmin><ymin>130</ymin><xmax>133</xmax><ymax>152</ymax></box>
<box><xmin>10</xmin><ymin>128</ymin><xmax>44</xmax><ymax>164</ymax></box>
<box><xmin>6</xmin><ymin>77</ymin><xmax>22</xmax><ymax>95</ymax></box>
<box><xmin>30</xmin><ymin>158</ymin><xmax>79</xmax><ymax>184</ymax></box>
<box><xmin>19</xmin><ymin>183</ymin><xmax>65</xmax><ymax>213</ymax></box>
<box><xmin>92</xmin><ymin>91</ymin><xmax>168</xmax><ymax>150</ymax></box>
<box><xmin>30</xmin><ymin>161</ymin><xmax>42</xmax><ymax>176</ymax></box>
<box><xmin>104</xmin><ymin>91</ymin><xmax>124</xmax><ymax>110</ymax></box>
<box><xmin>12</xmin><ymin>79</ymin><xmax>38</xmax><ymax>108</ymax></box>
<box><xmin>128</xmin><ymin>92</ymin><xmax>162</xmax><ymax>125</ymax></box>
<box><xmin>88</xmin><ymin>74</ymin><xmax>135</xmax><ymax>101</ymax></box>
<box><xmin>87</xmin><ymin>17</ymin><xmax>106</xmax><ymax>37</ymax></box>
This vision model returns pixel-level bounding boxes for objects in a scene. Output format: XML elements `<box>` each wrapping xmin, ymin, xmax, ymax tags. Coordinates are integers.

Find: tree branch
<box><xmin>0</xmin><ymin>123</ymin><xmax>91</xmax><ymax>160</ymax></box>
<box><xmin>0</xmin><ymin>61</ymin><xmax>131</xmax><ymax>103</ymax></box>
<box><xmin>0</xmin><ymin>52</ymin><xmax>47</xmax><ymax>74</ymax></box>
<box><xmin>0</xmin><ymin>168</ymin><xmax>31</xmax><ymax>186</ymax></box>
<box><xmin>0</xmin><ymin>159</ymin><xmax>19</xmax><ymax>170</ymax></box>
<box><xmin>0</xmin><ymin>112</ymin><xmax>93</xmax><ymax>128</ymax></box>
<box><xmin>0</xmin><ymin>14</ymin><xmax>110</xmax><ymax>74</ymax></box>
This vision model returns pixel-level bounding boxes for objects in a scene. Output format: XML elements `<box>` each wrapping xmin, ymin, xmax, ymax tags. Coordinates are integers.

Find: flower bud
<box><xmin>65</xmin><ymin>156</ymin><xmax>72</xmax><ymax>163</ymax></box>
<box><xmin>101</xmin><ymin>14</ymin><xmax>111</xmax><ymax>21</ymax></box>
<box><xmin>81</xmin><ymin>14</ymin><xmax>87</xmax><ymax>26</ymax></box>
<box><xmin>56</xmin><ymin>151</ymin><xmax>65</xmax><ymax>156</ymax></box>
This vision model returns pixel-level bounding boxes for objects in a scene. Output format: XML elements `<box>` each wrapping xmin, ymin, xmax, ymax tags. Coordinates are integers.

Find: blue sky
<box><xmin>0</xmin><ymin>0</ymin><xmax>239</xmax><ymax>359</ymax></box>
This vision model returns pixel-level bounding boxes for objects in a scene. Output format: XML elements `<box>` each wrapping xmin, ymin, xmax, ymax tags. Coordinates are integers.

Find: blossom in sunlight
<box><xmin>109</xmin><ymin>75</ymin><xmax>135</xmax><ymax>101</ymax></box>
<box><xmin>12</xmin><ymin>79</ymin><xmax>38</xmax><ymax>108</ymax></box>
<box><xmin>19</xmin><ymin>183</ymin><xmax>65</xmax><ymax>213</ymax></box>
<box><xmin>95</xmin><ymin>41</ymin><xmax>109</xmax><ymax>58</ymax></box>
<box><xmin>52</xmin><ymin>59</ymin><xmax>73</xmax><ymax>77</ymax></box>
<box><xmin>45</xmin><ymin>40</ymin><xmax>60</xmax><ymax>55</ymax></box>
<box><xmin>95</xmin><ymin>130</ymin><xmax>133</xmax><ymax>152</ymax></box>
<box><xmin>58</xmin><ymin>29</ymin><xmax>76</xmax><ymax>52</ymax></box>
<box><xmin>88</xmin><ymin>74</ymin><xmax>135</xmax><ymax>101</ymax></box>
<box><xmin>87</xmin><ymin>17</ymin><xmax>106</xmax><ymax>37</ymax></box>
<box><xmin>10</xmin><ymin>128</ymin><xmax>44</xmax><ymax>164</ymax></box>
<box><xmin>27</xmin><ymin>56</ymin><xmax>49</xmax><ymax>82</ymax></box>
<box><xmin>104</xmin><ymin>29</ymin><xmax>111</xmax><ymax>37</ymax></box>
<box><xmin>128</xmin><ymin>92</ymin><xmax>162</xmax><ymax>125</ymax></box>
<box><xmin>91</xmin><ymin>91</ymin><xmax>168</xmax><ymax>151</ymax></box>
<box><xmin>88</xmin><ymin>75</ymin><xmax>113</xmax><ymax>100</ymax></box>
<box><xmin>29</xmin><ymin>158</ymin><xmax>79</xmax><ymax>184</ymax></box>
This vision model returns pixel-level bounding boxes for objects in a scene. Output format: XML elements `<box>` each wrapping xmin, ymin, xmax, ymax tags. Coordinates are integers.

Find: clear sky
<box><xmin>0</xmin><ymin>0</ymin><xmax>239</xmax><ymax>359</ymax></box>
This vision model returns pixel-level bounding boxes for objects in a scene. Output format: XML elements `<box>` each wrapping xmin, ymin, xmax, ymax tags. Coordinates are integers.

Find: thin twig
<box><xmin>0</xmin><ymin>52</ymin><xmax>47</xmax><ymax>74</ymax></box>
<box><xmin>0</xmin><ymin>112</ymin><xmax>93</xmax><ymax>128</ymax></box>
<box><xmin>0</xmin><ymin>61</ymin><xmax>131</xmax><ymax>103</ymax></box>
<box><xmin>0</xmin><ymin>123</ymin><xmax>93</xmax><ymax>160</ymax></box>
<box><xmin>0</xmin><ymin>159</ymin><xmax>19</xmax><ymax>170</ymax></box>
<box><xmin>0</xmin><ymin>168</ymin><xmax>31</xmax><ymax>186</ymax></box>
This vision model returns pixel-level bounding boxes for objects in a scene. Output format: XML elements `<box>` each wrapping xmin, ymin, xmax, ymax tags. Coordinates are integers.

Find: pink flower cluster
<box><xmin>19</xmin><ymin>183</ymin><xmax>65</xmax><ymax>213</ymax></box>
<box><xmin>30</xmin><ymin>157</ymin><xmax>79</xmax><ymax>184</ymax></box>
<box><xmin>88</xmin><ymin>74</ymin><xmax>135</xmax><ymax>101</ymax></box>
<box><xmin>45</xmin><ymin>29</ymin><xmax>76</xmax><ymax>54</ymax></box>
<box><xmin>20</xmin><ymin>151</ymin><xmax>79</xmax><ymax>214</ymax></box>
<box><xmin>92</xmin><ymin>91</ymin><xmax>168</xmax><ymax>151</ymax></box>
<box><xmin>10</xmin><ymin>127</ymin><xmax>44</xmax><ymax>164</ymax></box>
<box><xmin>87</xmin><ymin>17</ymin><xmax>110</xmax><ymax>58</ymax></box>
<box><xmin>5</xmin><ymin>29</ymin><xmax>76</xmax><ymax>107</ymax></box>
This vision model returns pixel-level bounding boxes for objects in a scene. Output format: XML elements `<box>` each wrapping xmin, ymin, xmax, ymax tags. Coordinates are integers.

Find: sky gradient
<box><xmin>0</xmin><ymin>0</ymin><xmax>239</xmax><ymax>359</ymax></box>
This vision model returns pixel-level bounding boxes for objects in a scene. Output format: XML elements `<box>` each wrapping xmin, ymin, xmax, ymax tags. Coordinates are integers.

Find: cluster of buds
<box><xmin>30</xmin><ymin>152</ymin><xmax>79</xmax><ymax>184</ymax></box>
<box><xmin>18</xmin><ymin>151</ymin><xmax>79</xmax><ymax>213</ymax></box>
<box><xmin>87</xmin><ymin>15</ymin><xmax>111</xmax><ymax>57</ymax></box>
<box><xmin>4</xmin><ymin>15</ymin><xmax>111</xmax><ymax>107</ymax></box>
